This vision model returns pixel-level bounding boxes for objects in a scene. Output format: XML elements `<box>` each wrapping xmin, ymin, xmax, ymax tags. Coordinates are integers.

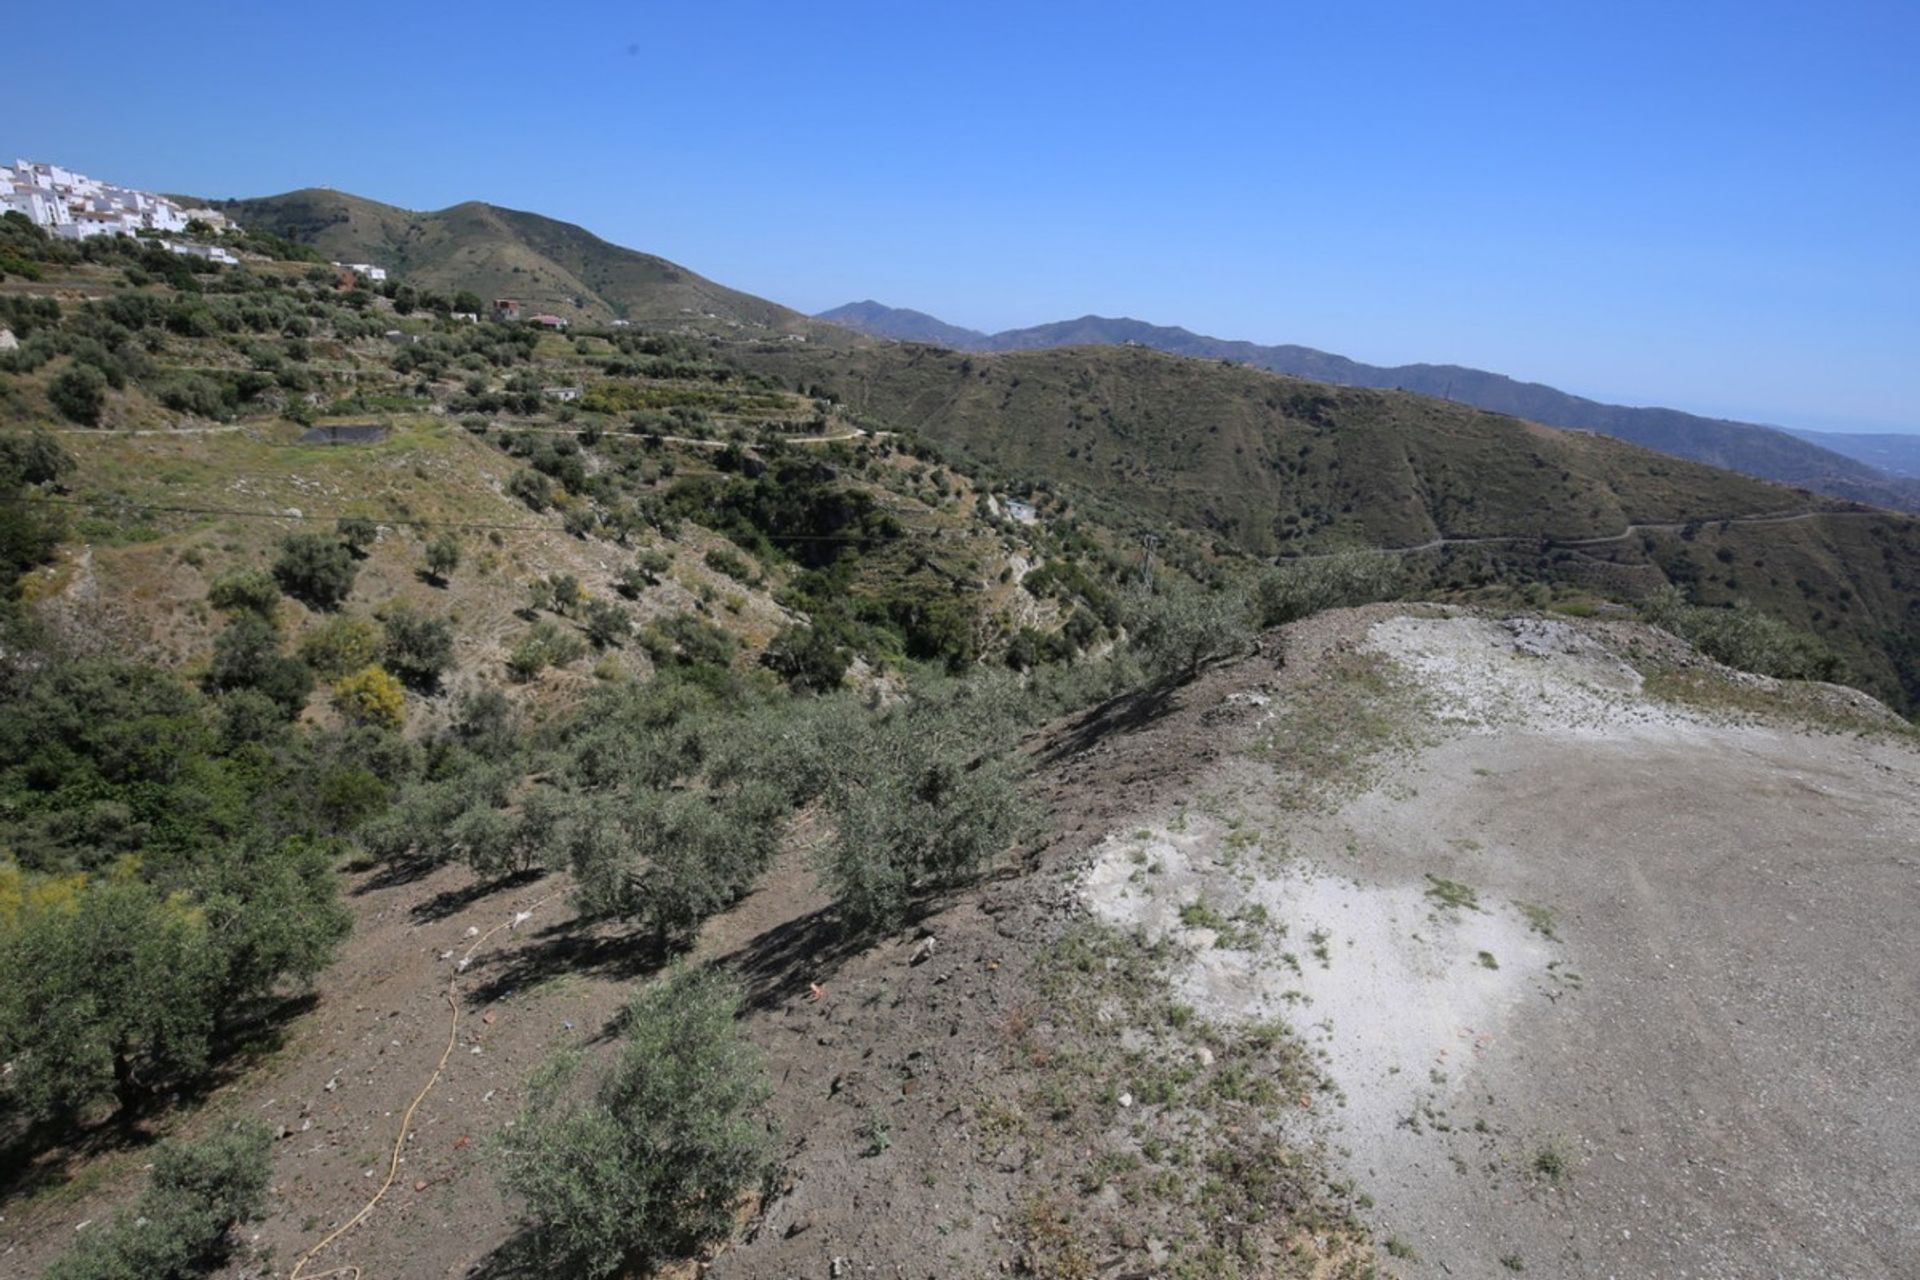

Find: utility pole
<box><xmin>1139</xmin><ymin>532</ymin><xmax>1160</xmax><ymax>589</ymax></box>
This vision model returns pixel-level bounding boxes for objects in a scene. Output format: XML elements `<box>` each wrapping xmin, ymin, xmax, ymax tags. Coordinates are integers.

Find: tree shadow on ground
<box><xmin>0</xmin><ymin>990</ymin><xmax>316</xmax><ymax>1204</ymax></box>
<box><xmin>708</xmin><ymin>889</ymin><xmax>970</xmax><ymax>1017</ymax></box>
<box><xmin>710</xmin><ymin>902</ymin><xmax>870</xmax><ymax>1014</ymax></box>
<box><xmin>411</xmin><ymin>868</ymin><xmax>546</xmax><ymax>924</ymax></box>
<box><xmin>1031</xmin><ymin>675</ymin><xmax>1186</xmax><ymax>768</ymax></box>
<box><xmin>467</xmin><ymin>1228</ymin><xmax>544</xmax><ymax>1279</ymax></box>
<box><xmin>0</xmin><ymin>1116</ymin><xmax>154</xmax><ymax>1208</ymax></box>
<box><xmin>349</xmin><ymin>852</ymin><xmax>443</xmax><ymax>896</ymax></box>
<box><xmin>459</xmin><ymin>915</ymin><xmax>667</xmax><ymax>1010</ymax></box>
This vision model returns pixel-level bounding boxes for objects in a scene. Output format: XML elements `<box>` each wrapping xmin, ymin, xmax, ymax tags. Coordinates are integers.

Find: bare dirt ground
<box><xmin>6</xmin><ymin>606</ymin><xmax>1914</xmax><ymax>1280</ymax></box>
<box><xmin>1082</xmin><ymin>611</ymin><xmax>1920</xmax><ymax>1278</ymax></box>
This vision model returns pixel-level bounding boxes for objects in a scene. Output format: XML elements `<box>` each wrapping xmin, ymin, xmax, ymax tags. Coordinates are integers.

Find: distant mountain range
<box><xmin>816</xmin><ymin>302</ymin><xmax>1920</xmax><ymax>512</ymax></box>
<box><xmin>1782</xmin><ymin>428</ymin><xmax>1920</xmax><ymax>479</ymax></box>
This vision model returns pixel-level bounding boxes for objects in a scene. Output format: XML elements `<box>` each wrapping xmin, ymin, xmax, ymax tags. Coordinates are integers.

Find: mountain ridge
<box><xmin>209</xmin><ymin>187</ymin><xmax>823</xmax><ymax>335</ymax></box>
<box><xmin>819</xmin><ymin>302</ymin><xmax>1920</xmax><ymax>512</ymax></box>
<box><xmin>1783</xmin><ymin>427</ymin><xmax>1920</xmax><ymax>478</ymax></box>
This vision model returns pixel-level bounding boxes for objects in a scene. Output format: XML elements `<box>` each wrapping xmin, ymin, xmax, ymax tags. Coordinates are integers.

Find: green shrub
<box><xmin>206</xmin><ymin>568</ymin><xmax>281</xmax><ymax>617</ymax></box>
<box><xmin>1641</xmin><ymin>587</ymin><xmax>1843</xmax><ymax>682</ymax></box>
<box><xmin>508</xmin><ymin>620</ymin><xmax>586</xmax><ymax>681</ymax></box>
<box><xmin>49</xmin><ymin>364</ymin><xmax>108</xmax><ymax>425</ymax></box>
<box><xmin>44</xmin><ymin>1121</ymin><xmax>274</xmax><ymax>1280</ymax></box>
<box><xmin>584</xmin><ymin>599</ymin><xmax>631</xmax><ymax>649</ymax></box>
<box><xmin>0</xmin><ymin>430</ymin><xmax>76</xmax><ymax>487</ymax></box>
<box><xmin>423</xmin><ymin>532</ymin><xmax>461</xmax><ymax>583</ymax></box>
<box><xmin>760</xmin><ymin>624</ymin><xmax>849</xmax><ymax>694</ymax></box>
<box><xmin>508</xmin><ymin>468</ymin><xmax>552</xmax><ymax>512</ymax></box>
<box><xmin>380</xmin><ymin>604</ymin><xmax>454</xmax><ymax>691</ymax></box>
<box><xmin>498</xmin><ymin>967</ymin><xmax>771</xmax><ymax>1279</ymax></box>
<box><xmin>335</xmin><ymin>515</ymin><xmax>378</xmax><ymax>556</ymax></box>
<box><xmin>297</xmin><ymin>615</ymin><xmax>384</xmax><ymax>679</ymax></box>
<box><xmin>156</xmin><ymin>372</ymin><xmax>230</xmax><ymax>419</ymax></box>
<box><xmin>217</xmin><ymin>687</ymin><xmax>288</xmax><ymax>748</ymax></box>
<box><xmin>639</xmin><ymin>613</ymin><xmax>736</xmax><ymax>670</ymax></box>
<box><xmin>272</xmin><ymin>532</ymin><xmax>357</xmax><ymax>609</ymax></box>
<box><xmin>205</xmin><ymin>613</ymin><xmax>313</xmax><ymax>716</ymax></box>
<box><xmin>703</xmin><ymin>546</ymin><xmax>755</xmax><ymax>583</ymax></box>
<box><xmin>1124</xmin><ymin>579</ymin><xmax>1254</xmax><ymax>682</ymax></box>
<box><xmin>613</xmin><ymin>563</ymin><xmax>652</xmax><ymax>599</ymax></box>
<box><xmin>528</xmin><ymin>572</ymin><xmax>583</xmax><ymax>616</ymax></box>
<box><xmin>1252</xmin><ymin>550</ymin><xmax>1404</xmax><ymax>627</ymax></box>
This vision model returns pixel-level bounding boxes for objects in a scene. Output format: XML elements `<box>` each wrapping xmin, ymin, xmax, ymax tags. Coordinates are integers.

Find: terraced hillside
<box><xmin>731</xmin><ymin>339</ymin><xmax>1920</xmax><ymax>709</ymax></box>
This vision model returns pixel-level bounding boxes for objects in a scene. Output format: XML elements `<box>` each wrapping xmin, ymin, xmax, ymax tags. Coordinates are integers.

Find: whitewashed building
<box><xmin>165</xmin><ymin>241</ymin><xmax>239</xmax><ymax>265</ymax></box>
<box><xmin>2</xmin><ymin>158</ymin><xmax>224</xmax><ymax>243</ymax></box>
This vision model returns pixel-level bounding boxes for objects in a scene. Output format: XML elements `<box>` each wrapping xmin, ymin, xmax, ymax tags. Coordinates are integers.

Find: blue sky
<box><xmin>10</xmin><ymin>0</ymin><xmax>1918</xmax><ymax>431</ymax></box>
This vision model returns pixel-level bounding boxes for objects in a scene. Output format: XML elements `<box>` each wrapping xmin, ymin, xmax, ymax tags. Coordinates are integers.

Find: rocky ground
<box><xmin>1081</xmin><ymin>610</ymin><xmax>1920</xmax><ymax>1278</ymax></box>
<box><xmin>5</xmin><ymin>606</ymin><xmax>1914</xmax><ymax>1280</ymax></box>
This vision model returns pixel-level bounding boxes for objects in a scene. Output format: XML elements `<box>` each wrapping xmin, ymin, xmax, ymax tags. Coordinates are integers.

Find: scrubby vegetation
<box><xmin>498</xmin><ymin>967</ymin><xmax>770</xmax><ymax>1279</ymax></box>
<box><xmin>1254</xmin><ymin>549</ymin><xmax>1405</xmax><ymax>627</ymax></box>
<box><xmin>42</xmin><ymin>1121</ymin><xmax>273</xmax><ymax>1280</ymax></box>
<box><xmin>1640</xmin><ymin>585</ymin><xmax>1845</xmax><ymax>682</ymax></box>
<box><xmin>1124</xmin><ymin>577</ymin><xmax>1257</xmax><ymax>681</ymax></box>
<box><xmin>0</xmin><ymin>654</ymin><xmax>351</xmax><ymax>1127</ymax></box>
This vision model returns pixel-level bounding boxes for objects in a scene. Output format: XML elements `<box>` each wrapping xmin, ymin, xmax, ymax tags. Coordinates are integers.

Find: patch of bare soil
<box><xmin>1078</xmin><ymin>608</ymin><xmax>1920</xmax><ymax>1278</ymax></box>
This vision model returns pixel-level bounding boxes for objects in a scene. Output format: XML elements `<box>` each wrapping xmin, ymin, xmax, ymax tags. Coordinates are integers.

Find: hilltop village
<box><xmin>0</xmin><ymin>158</ymin><xmax>397</xmax><ymax>284</ymax></box>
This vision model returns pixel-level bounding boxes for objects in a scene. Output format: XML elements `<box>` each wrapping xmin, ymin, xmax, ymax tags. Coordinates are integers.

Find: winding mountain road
<box><xmin>1280</xmin><ymin>506</ymin><xmax>1891</xmax><ymax>562</ymax></box>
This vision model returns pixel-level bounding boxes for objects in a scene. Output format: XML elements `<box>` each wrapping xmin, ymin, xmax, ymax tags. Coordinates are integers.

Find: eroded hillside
<box><xmin>2</xmin><ymin>212</ymin><xmax>1916</xmax><ymax>1280</ymax></box>
<box><xmin>6</xmin><ymin>603</ymin><xmax>1907</xmax><ymax>1280</ymax></box>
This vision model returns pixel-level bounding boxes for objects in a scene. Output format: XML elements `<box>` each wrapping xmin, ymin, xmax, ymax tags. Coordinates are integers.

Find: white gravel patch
<box><xmin>1080</xmin><ymin>827</ymin><xmax>1553</xmax><ymax>1154</ymax></box>
<box><xmin>1076</xmin><ymin>611</ymin><xmax>1920</xmax><ymax>1277</ymax></box>
<box><xmin>1364</xmin><ymin>615</ymin><xmax>1693</xmax><ymax>736</ymax></box>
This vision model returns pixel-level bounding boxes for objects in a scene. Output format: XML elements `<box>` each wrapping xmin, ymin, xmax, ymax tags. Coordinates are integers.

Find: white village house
<box><xmin>1</xmin><ymin>158</ymin><xmax>242</xmax><ymax>255</ymax></box>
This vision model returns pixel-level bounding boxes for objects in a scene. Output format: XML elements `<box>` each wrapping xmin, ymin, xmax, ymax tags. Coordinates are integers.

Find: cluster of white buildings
<box><xmin>1</xmin><ymin>159</ymin><xmax>235</xmax><ymax>245</ymax></box>
<box><xmin>4</xmin><ymin>157</ymin><xmax>392</xmax><ymax>287</ymax></box>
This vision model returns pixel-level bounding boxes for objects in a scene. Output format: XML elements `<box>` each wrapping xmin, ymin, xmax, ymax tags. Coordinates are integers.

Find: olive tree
<box><xmin>498</xmin><ymin>966</ymin><xmax>771</xmax><ymax>1279</ymax></box>
<box><xmin>380</xmin><ymin>604</ymin><xmax>454</xmax><ymax>691</ymax></box>
<box><xmin>44</xmin><ymin>1121</ymin><xmax>274</xmax><ymax>1280</ymax></box>
<box><xmin>273</xmin><ymin>532</ymin><xmax>357</xmax><ymax>609</ymax></box>
<box><xmin>1123</xmin><ymin>578</ymin><xmax>1255</xmax><ymax>683</ymax></box>
<box><xmin>423</xmin><ymin>532</ymin><xmax>461</xmax><ymax>585</ymax></box>
<box><xmin>335</xmin><ymin>515</ymin><xmax>378</xmax><ymax>557</ymax></box>
<box><xmin>815</xmin><ymin>700</ymin><xmax>1029</xmax><ymax>930</ymax></box>
<box><xmin>566</xmin><ymin>783</ymin><xmax>785</xmax><ymax>945</ymax></box>
<box><xmin>1251</xmin><ymin>550</ymin><xmax>1404</xmax><ymax>628</ymax></box>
